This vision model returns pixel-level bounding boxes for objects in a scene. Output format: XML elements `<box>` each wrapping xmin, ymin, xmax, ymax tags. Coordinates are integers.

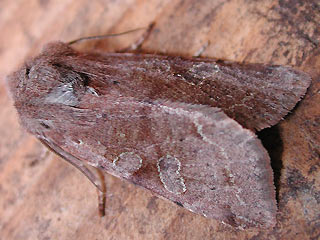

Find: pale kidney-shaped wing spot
<box><xmin>157</xmin><ymin>155</ymin><xmax>187</xmax><ymax>194</ymax></box>
<box><xmin>113</xmin><ymin>152</ymin><xmax>142</xmax><ymax>176</ymax></box>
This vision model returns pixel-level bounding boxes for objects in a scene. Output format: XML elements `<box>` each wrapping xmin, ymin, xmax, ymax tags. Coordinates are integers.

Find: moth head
<box><xmin>7</xmin><ymin>42</ymin><xmax>77</xmax><ymax>102</ymax></box>
<box><xmin>7</xmin><ymin>42</ymin><xmax>89</xmax><ymax>135</ymax></box>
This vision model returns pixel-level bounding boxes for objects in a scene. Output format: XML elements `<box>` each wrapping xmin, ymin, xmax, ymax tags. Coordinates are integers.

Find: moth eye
<box><xmin>25</xmin><ymin>67</ymin><xmax>30</xmax><ymax>78</ymax></box>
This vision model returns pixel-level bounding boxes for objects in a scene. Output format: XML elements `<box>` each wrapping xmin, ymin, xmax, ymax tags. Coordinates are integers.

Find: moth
<box><xmin>7</xmin><ymin>35</ymin><xmax>311</xmax><ymax>229</ymax></box>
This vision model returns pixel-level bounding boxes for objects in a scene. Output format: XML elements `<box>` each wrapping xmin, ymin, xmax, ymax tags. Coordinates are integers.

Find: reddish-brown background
<box><xmin>0</xmin><ymin>0</ymin><xmax>319</xmax><ymax>239</ymax></box>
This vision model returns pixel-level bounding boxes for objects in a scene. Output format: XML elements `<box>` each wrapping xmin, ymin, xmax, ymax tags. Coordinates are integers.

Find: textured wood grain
<box><xmin>0</xmin><ymin>0</ymin><xmax>319</xmax><ymax>239</ymax></box>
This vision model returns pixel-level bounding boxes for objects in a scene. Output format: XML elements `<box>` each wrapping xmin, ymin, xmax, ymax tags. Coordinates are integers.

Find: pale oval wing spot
<box><xmin>113</xmin><ymin>152</ymin><xmax>142</xmax><ymax>176</ymax></box>
<box><xmin>157</xmin><ymin>155</ymin><xmax>187</xmax><ymax>194</ymax></box>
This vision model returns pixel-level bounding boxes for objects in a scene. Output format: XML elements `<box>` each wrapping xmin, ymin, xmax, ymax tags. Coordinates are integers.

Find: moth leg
<box><xmin>39</xmin><ymin>139</ymin><xmax>103</xmax><ymax>192</ymax></box>
<box><xmin>96</xmin><ymin>168</ymin><xmax>106</xmax><ymax>216</ymax></box>
<box><xmin>117</xmin><ymin>22</ymin><xmax>155</xmax><ymax>53</ymax></box>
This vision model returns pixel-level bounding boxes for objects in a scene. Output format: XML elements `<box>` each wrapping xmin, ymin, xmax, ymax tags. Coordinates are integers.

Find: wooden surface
<box><xmin>0</xmin><ymin>0</ymin><xmax>319</xmax><ymax>239</ymax></box>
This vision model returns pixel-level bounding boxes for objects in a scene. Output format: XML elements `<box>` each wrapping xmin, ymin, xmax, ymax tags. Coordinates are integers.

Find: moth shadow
<box><xmin>257</xmin><ymin>125</ymin><xmax>283</xmax><ymax>203</ymax></box>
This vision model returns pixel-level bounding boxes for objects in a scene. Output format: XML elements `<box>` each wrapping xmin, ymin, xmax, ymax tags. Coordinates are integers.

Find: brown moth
<box><xmin>7</xmin><ymin>39</ymin><xmax>311</xmax><ymax>229</ymax></box>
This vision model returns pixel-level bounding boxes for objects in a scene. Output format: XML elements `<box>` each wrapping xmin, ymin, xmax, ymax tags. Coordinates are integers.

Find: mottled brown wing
<box><xmin>36</xmin><ymin>96</ymin><xmax>276</xmax><ymax>228</ymax></box>
<box><xmin>34</xmin><ymin>42</ymin><xmax>311</xmax><ymax>131</ymax></box>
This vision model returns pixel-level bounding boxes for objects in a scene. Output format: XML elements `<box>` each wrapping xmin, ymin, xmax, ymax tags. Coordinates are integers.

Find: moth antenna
<box><xmin>117</xmin><ymin>22</ymin><xmax>155</xmax><ymax>52</ymax></box>
<box><xmin>68</xmin><ymin>27</ymin><xmax>146</xmax><ymax>45</ymax></box>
